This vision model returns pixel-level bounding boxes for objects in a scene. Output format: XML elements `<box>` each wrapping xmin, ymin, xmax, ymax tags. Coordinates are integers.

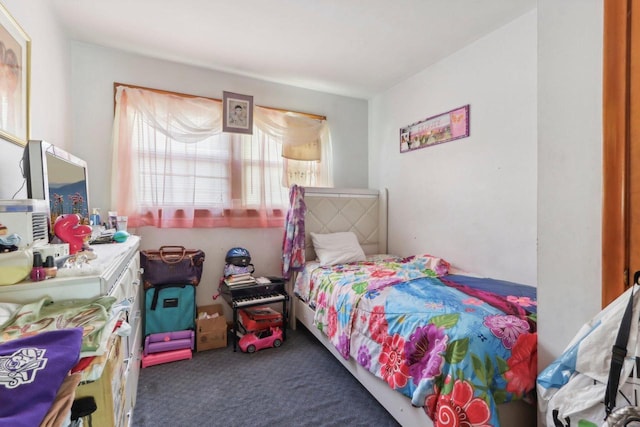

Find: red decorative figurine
<box><xmin>53</xmin><ymin>214</ymin><xmax>92</xmax><ymax>254</ymax></box>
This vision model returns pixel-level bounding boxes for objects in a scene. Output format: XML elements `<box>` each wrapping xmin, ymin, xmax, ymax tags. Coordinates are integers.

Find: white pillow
<box><xmin>310</xmin><ymin>232</ymin><xmax>366</xmax><ymax>266</ymax></box>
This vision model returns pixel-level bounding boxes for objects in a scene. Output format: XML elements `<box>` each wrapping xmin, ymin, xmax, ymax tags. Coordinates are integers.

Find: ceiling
<box><xmin>49</xmin><ymin>0</ymin><xmax>536</xmax><ymax>99</ymax></box>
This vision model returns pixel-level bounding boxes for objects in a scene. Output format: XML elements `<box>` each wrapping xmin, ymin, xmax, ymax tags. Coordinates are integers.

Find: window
<box><xmin>111</xmin><ymin>85</ymin><xmax>332</xmax><ymax>228</ymax></box>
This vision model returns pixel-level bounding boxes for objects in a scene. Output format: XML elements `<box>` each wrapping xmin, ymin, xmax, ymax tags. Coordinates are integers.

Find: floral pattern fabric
<box><xmin>0</xmin><ymin>296</ymin><xmax>117</xmax><ymax>357</ymax></box>
<box><xmin>294</xmin><ymin>256</ymin><xmax>537</xmax><ymax>427</ymax></box>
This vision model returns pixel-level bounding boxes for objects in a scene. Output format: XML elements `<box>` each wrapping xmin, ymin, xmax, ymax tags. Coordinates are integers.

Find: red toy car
<box><xmin>239</xmin><ymin>327</ymin><xmax>283</xmax><ymax>353</ymax></box>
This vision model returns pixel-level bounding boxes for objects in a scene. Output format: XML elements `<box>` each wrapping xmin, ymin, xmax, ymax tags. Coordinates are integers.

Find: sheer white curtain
<box><xmin>111</xmin><ymin>85</ymin><xmax>332</xmax><ymax>229</ymax></box>
<box><xmin>254</xmin><ymin>106</ymin><xmax>333</xmax><ymax>188</ymax></box>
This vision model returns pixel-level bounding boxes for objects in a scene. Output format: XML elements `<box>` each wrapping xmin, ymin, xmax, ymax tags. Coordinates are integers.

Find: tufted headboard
<box><xmin>303</xmin><ymin>187</ymin><xmax>388</xmax><ymax>261</ymax></box>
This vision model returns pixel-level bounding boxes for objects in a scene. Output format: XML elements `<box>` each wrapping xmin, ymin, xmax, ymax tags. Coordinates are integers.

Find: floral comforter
<box><xmin>294</xmin><ymin>254</ymin><xmax>537</xmax><ymax>427</ymax></box>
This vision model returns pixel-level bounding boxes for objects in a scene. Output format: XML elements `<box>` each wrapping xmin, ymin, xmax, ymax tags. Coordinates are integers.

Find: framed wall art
<box><xmin>400</xmin><ymin>105</ymin><xmax>469</xmax><ymax>153</ymax></box>
<box><xmin>222</xmin><ymin>91</ymin><xmax>253</xmax><ymax>135</ymax></box>
<box><xmin>0</xmin><ymin>3</ymin><xmax>29</xmax><ymax>146</ymax></box>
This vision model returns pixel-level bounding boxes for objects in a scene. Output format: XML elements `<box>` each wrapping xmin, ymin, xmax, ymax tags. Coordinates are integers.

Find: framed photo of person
<box><xmin>223</xmin><ymin>91</ymin><xmax>253</xmax><ymax>135</ymax></box>
<box><xmin>0</xmin><ymin>3</ymin><xmax>30</xmax><ymax>146</ymax></box>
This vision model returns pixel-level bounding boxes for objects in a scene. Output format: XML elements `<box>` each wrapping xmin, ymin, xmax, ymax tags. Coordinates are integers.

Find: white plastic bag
<box><xmin>537</xmin><ymin>285</ymin><xmax>640</xmax><ymax>426</ymax></box>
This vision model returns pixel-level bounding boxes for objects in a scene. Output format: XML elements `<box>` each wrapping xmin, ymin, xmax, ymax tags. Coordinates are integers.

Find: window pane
<box><xmin>132</xmin><ymin>124</ymin><xmax>231</xmax><ymax>207</ymax></box>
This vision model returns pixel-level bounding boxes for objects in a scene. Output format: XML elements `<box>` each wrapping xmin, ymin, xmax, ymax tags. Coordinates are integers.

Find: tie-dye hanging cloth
<box><xmin>282</xmin><ymin>185</ymin><xmax>306</xmax><ymax>279</ymax></box>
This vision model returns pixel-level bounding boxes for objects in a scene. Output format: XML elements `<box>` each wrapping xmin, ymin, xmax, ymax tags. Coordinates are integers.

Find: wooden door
<box><xmin>602</xmin><ymin>0</ymin><xmax>640</xmax><ymax>306</ymax></box>
<box><xmin>631</xmin><ymin>3</ymin><xmax>640</xmax><ymax>297</ymax></box>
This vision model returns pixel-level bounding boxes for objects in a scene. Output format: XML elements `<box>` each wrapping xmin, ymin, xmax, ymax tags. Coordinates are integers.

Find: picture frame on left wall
<box><xmin>0</xmin><ymin>3</ymin><xmax>29</xmax><ymax>146</ymax></box>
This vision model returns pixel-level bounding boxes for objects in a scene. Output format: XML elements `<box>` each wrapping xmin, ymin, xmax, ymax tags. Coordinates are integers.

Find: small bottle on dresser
<box><xmin>30</xmin><ymin>252</ymin><xmax>46</xmax><ymax>282</ymax></box>
<box><xmin>44</xmin><ymin>255</ymin><xmax>57</xmax><ymax>279</ymax></box>
<box><xmin>90</xmin><ymin>208</ymin><xmax>101</xmax><ymax>226</ymax></box>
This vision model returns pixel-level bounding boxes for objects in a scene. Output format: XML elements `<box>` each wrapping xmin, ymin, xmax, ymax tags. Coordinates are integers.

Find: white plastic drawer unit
<box><xmin>0</xmin><ymin>235</ymin><xmax>141</xmax><ymax>303</ymax></box>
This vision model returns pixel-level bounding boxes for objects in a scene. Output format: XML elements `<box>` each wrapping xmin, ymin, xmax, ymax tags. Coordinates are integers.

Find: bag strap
<box><xmin>149</xmin><ymin>283</ymin><xmax>188</xmax><ymax>311</ymax></box>
<box><xmin>159</xmin><ymin>246</ymin><xmax>187</xmax><ymax>264</ymax></box>
<box><xmin>150</xmin><ymin>287</ymin><xmax>160</xmax><ymax>311</ymax></box>
<box><xmin>604</xmin><ymin>272</ymin><xmax>639</xmax><ymax>419</ymax></box>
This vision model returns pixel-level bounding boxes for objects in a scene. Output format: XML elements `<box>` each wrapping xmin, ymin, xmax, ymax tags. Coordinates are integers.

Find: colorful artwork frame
<box><xmin>400</xmin><ymin>105</ymin><xmax>469</xmax><ymax>153</ymax></box>
<box><xmin>0</xmin><ymin>3</ymin><xmax>30</xmax><ymax>146</ymax></box>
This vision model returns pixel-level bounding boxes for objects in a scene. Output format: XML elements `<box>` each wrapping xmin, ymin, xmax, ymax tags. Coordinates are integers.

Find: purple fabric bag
<box><xmin>0</xmin><ymin>328</ymin><xmax>83</xmax><ymax>427</ymax></box>
<box><xmin>223</xmin><ymin>263</ymin><xmax>255</xmax><ymax>277</ymax></box>
<box><xmin>140</xmin><ymin>246</ymin><xmax>205</xmax><ymax>289</ymax></box>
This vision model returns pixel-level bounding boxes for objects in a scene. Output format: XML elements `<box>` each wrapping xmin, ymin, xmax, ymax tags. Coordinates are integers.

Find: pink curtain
<box><xmin>110</xmin><ymin>86</ymin><xmax>331</xmax><ymax>229</ymax></box>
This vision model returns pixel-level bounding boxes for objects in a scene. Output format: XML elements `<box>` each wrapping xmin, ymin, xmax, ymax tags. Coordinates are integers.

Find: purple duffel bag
<box><xmin>140</xmin><ymin>245</ymin><xmax>205</xmax><ymax>289</ymax></box>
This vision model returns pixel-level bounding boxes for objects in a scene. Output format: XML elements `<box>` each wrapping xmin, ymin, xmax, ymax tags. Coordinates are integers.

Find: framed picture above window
<box><xmin>223</xmin><ymin>91</ymin><xmax>253</xmax><ymax>135</ymax></box>
<box><xmin>0</xmin><ymin>3</ymin><xmax>30</xmax><ymax>146</ymax></box>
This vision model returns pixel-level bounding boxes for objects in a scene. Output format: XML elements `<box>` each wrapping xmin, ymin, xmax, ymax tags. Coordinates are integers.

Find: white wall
<box><xmin>68</xmin><ymin>42</ymin><xmax>369</xmax><ymax>308</ymax></box>
<box><xmin>369</xmin><ymin>11</ymin><xmax>538</xmax><ymax>286</ymax></box>
<box><xmin>537</xmin><ymin>0</ymin><xmax>603</xmax><ymax>371</ymax></box>
<box><xmin>0</xmin><ymin>0</ymin><xmax>72</xmax><ymax>199</ymax></box>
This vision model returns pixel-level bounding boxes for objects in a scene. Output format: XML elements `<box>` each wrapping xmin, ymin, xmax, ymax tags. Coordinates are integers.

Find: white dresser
<box><xmin>0</xmin><ymin>236</ymin><xmax>141</xmax><ymax>303</ymax></box>
<box><xmin>0</xmin><ymin>236</ymin><xmax>143</xmax><ymax>427</ymax></box>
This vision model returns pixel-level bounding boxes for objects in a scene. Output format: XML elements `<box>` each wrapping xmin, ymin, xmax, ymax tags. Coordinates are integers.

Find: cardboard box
<box><xmin>196</xmin><ymin>305</ymin><xmax>227</xmax><ymax>351</ymax></box>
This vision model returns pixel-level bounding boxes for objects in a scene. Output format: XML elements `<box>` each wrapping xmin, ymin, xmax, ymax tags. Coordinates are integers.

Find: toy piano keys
<box><xmin>141</xmin><ymin>330</ymin><xmax>194</xmax><ymax>368</ymax></box>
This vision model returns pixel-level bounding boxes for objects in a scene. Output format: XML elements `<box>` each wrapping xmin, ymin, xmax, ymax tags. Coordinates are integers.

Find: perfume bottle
<box><xmin>31</xmin><ymin>252</ymin><xmax>46</xmax><ymax>282</ymax></box>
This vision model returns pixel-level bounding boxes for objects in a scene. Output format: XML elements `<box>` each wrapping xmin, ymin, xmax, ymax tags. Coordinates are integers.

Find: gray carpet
<box><xmin>132</xmin><ymin>323</ymin><xmax>401</xmax><ymax>427</ymax></box>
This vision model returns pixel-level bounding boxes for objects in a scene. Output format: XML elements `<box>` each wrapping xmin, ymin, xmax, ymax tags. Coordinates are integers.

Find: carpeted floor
<box><xmin>132</xmin><ymin>324</ymin><xmax>401</xmax><ymax>427</ymax></box>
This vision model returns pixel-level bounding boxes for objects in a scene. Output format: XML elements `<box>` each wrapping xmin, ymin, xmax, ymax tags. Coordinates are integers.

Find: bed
<box><xmin>284</xmin><ymin>187</ymin><xmax>537</xmax><ymax>427</ymax></box>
